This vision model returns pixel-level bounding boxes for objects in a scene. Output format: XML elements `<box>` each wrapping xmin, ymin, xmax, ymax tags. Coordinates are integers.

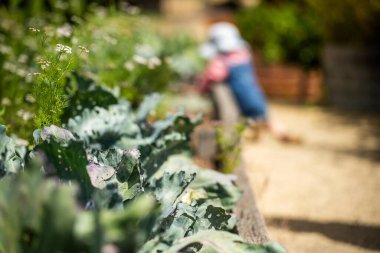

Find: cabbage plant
<box><xmin>0</xmin><ymin>87</ymin><xmax>287</xmax><ymax>253</ymax></box>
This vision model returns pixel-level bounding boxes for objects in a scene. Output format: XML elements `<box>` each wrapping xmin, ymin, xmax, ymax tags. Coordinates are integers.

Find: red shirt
<box><xmin>198</xmin><ymin>48</ymin><xmax>251</xmax><ymax>93</ymax></box>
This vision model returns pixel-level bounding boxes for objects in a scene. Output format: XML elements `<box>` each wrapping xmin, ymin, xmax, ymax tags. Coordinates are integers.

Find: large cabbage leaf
<box><xmin>0</xmin><ymin>169</ymin><xmax>160</xmax><ymax>253</ymax></box>
<box><xmin>89</xmin><ymin>147</ymin><xmax>145</xmax><ymax>208</ymax></box>
<box><xmin>163</xmin><ymin>230</ymin><xmax>287</xmax><ymax>253</ymax></box>
<box><xmin>67</xmin><ymin>104</ymin><xmax>140</xmax><ymax>149</ymax></box>
<box><xmin>0</xmin><ymin>125</ymin><xmax>24</xmax><ymax>178</ymax></box>
<box><xmin>35</xmin><ymin>137</ymin><xmax>93</xmax><ymax>203</ymax></box>
<box><xmin>135</xmin><ymin>93</ymin><xmax>162</xmax><ymax>123</ymax></box>
<box><xmin>62</xmin><ymin>81</ymin><xmax>119</xmax><ymax>121</ymax></box>
<box><xmin>144</xmin><ymin>155</ymin><xmax>239</xmax><ymax>251</ymax></box>
<box><xmin>0</xmin><ymin>171</ymin><xmax>80</xmax><ymax>253</ymax></box>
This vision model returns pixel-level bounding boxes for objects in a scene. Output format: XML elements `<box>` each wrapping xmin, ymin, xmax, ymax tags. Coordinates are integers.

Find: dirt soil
<box><xmin>242</xmin><ymin>103</ymin><xmax>380</xmax><ymax>253</ymax></box>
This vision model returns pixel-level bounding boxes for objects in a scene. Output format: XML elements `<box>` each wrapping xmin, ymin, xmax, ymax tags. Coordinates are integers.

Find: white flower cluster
<box><xmin>16</xmin><ymin>109</ymin><xmax>34</xmax><ymax>121</ymax></box>
<box><xmin>28</xmin><ymin>27</ymin><xmax>40</xmax><ymax>33</ymax></box>
<box><xmin>1</xmin><ymin>97</ymin><xmax>11</xmax><ymax>106</ymax></box>
<box><xmin>56</xmin><ymin>24</ymin><xmax>72</xmax><ymax>37</ymax></box>
<box><xmin>147</xmin><ymin>57</ymin><xmax>162</xmax><ymax>69</ymax></box>
<box><xmin>55</xmin><ymin>44</ymin><xmax>72</xmax><ymax>54</ymax></box>
<box><xmin>133</xmin><ymin>55</ymin><xmax>146</xmax><ymax>65</ymax></box>
<box><xmin>103</xmin><ymin>34</ymin><xmax>117</xmax><ymax>45</ymax></box>
<box><xmin>25</xmin><ymin>94</ymin><xmax>36</xmax><ymax>103</ymax></box>
<box><xmin>78</xmin><ymin>45</ymin><xmax>89</xmax><ymax>53</ymax></box>
<box><xmin>3</xmin><ymin>62</ymin><xmax>28</xmax><ymax>77</ymax></box>
<box><xmin>37</xmin><ymin>59</ymin><xmax>51</xmax><ymax>70</ymax></box>
<box><xmin>135</xmin><ymin>44</ymin><xmax>154</xmax><ymax>56</ymax></box>
<box><xmin>124</xmin><ymin>61</ymin><xmax>135</xmax><ymax>71</ymax></box>
<box><xmin>0</xmin><ymin>44</ymin><xmax>11</xmax><ymax>55</ymax></box>
<box><xmin>18</xmin><ymin>54</ymin><xmax>28</xmax><ymax>64</ymax></box>
<box><xmin>128</xmin><ymin>55</ymin><xmax>162</xmax><ymax>70</ymax></box>
<box><xmin>124</xmin><ymin>148</ymin><xmax>141</xmax><ymax>159</ymax></box>
<box><xmin>3</xmin><ymin>62</ymin><xmax>17</xmax><ymax>73</ymax></box>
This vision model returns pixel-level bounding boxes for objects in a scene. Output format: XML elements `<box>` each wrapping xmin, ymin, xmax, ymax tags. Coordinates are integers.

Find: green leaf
<box><xmin>86</xmin><ymin>162</ymin><xmax>115</xmax><ymax>189</ymax></box>
<box><xmin>135</xmin><ymin>93</ymin><xmax>161</xmax><ymax>123</ymax></box>
<box><xmin>100</xmin><ymin>193</ymin><xmax>160</xmax><ymax>252</ymax></box>
<box><xmin>67</xmin><ymin>104</ymin><xmax>140</xmax><ymax>149</ymax></box>
<box><xmin>155</xmin><ymin>202</ymin><xmax>236</xmax><ymax>247</ymax></box>
<box><xmin>36</xmin><ymin>124</ymin><xmax>76</xmax><ymax>144</ymax></box>
<box><xmin>159</xmin><ymin>203</ymin><xmax>197</xmax><ymax>243</ymax></box>
<box><xmin>89</xmin><ymin>148</ymin><xmax>144</xmax><ymax>208</ymax></box>
<box><xmin>0</xmin><ymin>125</ymin><xmax>23</xmax><ymax>177</ymax></box>
<box><xmin>150</xmin><ymin>112</ymin><xmax>201</xmax><ymax>141</ymax></box>
<box><xmin>164</xmin><ymin>230</ymin><xmax>287</xmax><ymax>253</ymax></box>
<box><xmin>144</xmin><ymin>155</ymin><xmax>239</xmax><ymax>248</ymax></box>
<box><xmin>192</xmin><ymin>205</ymin><xmax>234</xmax><ymax>232</ymax></box>
<box><xmin>35</xmin><ymin>138</ymin><xmax>93</xmax><ymax>203</ymax></box>
<box><xmin>116</xmin><ymin>113</ymin><xmax>199</xmax><ymax>179</ymax></box>
<box><xmin>190</xmin><ymin>169</ymin><xmax>242</xmax><ymax>211</ymax></box>
<box><xmin>147</xmin><ymin>161</ymin><xmax>237</xmax><ymax>248</ymax></box>
<box><xmin>157</xmin><ymin>155</ymin><xmax>242</xmax><ymax>211</ymax></box>
<box><xmin>141</xmin><ymin>132</ymin><xmax>189</xmax><ymax>179</ymax></box>
<box><xmin>0</xmin><ymin>171</ymin><xmax>80</xmax><ymax>253</ymax></box>
<box><xmin>149</xmin><ymin>171</ymin><xmax>195</xmax><ymax>215</ymax></box>
<box><xmin>62</xmin><ymin>83</ymin><xmax>118</xmax><ymax>122</ymax></box>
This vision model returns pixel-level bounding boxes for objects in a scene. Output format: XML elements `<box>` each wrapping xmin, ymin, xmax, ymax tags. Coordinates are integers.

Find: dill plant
<box><xmin>31</xmin><ymin>30</ymin><xmax>87</xmax><ymax>128</ymax></box>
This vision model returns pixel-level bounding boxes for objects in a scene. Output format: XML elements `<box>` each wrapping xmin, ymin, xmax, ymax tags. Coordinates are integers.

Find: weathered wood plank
<box><xmin>210</xmin><ymin>84</ymin><xmax>240</xmax><ymax>131</ymax></box>
<box><xmin>234</xmin><ymin>161</ymin><xmax>270</xmax><ymax>244</ymax></box>
<box><xmin>210</xmin><ymin>83</ymin><xmax>270</xmax><ymax>244</ymax></box>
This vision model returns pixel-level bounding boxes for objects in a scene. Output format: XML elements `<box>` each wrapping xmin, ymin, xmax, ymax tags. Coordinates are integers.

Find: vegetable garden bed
<box><xmin>0</xmin><ymin>7</ymin><xmax>284</xmax><ymax>252</ymax></box>
<box><xmin>0</xmin><ymin>86</ymin><xmax>284</xmax><ymax>253</ymax></box>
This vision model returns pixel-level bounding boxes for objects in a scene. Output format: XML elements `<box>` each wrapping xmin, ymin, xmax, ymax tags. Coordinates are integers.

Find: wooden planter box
<box><xmin>192</xmin><ymin>84</ymin><xmax>270</xmax><ymax>244</ymax></box>
<box><xmin>253</xmin><ymin>53</ymin><xmax>323</xmax><ymax>104</ymax></box>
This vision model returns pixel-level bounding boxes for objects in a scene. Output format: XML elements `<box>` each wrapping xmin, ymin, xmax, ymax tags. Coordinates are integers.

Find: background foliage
<box><xmin>235</xmin><ymin>2</ymin><xmax>322</xmax><ymax>69</ymax></box>
<box><xmin>0</xmin><ymin>5</ymin><xmax>203</xmax><ymax>140</ymax></box>
<box><xmin>306</xmin><ymin>0</ymin><xmax>380</xmax><ymax>44</ymax></box>
<box><xmin>236</xmin><ymin>0</ymin><xmax>380</xmax><ymax>70</ymax></box>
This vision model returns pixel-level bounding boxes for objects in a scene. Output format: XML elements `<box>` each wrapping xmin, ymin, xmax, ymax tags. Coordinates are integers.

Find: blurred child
<box><xmin>198</xmin><ymin>22</ymin><xmax>297</xmax><ymax>142</ymax></box>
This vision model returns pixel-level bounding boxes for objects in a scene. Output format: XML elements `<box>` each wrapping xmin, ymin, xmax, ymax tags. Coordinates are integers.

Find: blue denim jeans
<box><xmin>227</xmin><ymin>62</ymin><xmax>268</xmax><ymax>120</ymax></box>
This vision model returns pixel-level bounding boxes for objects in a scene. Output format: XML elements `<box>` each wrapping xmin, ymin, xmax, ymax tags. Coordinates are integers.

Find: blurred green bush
<box><xmin>306</xmin><ymin>0</ymin><xmax>380</xmax><ymax>44</ymax></box>
<box><xmin>0</xmin><ymin>6</ymin><xmax>203</xmax><ymax>139</ymax></box>
<box><xmin>74</xmin><ymin>13</ymin><xmax>175</xmax><ymax>105</ymax></box>
<box><xmin>1</xmin><ymin>0</ymin><xmax>116</xmax><ymax>22</ymax></box>
<box><xmin>235</xmin><ymin>2</ymin><xmax>322</xmax><ymax>69</ymax></box>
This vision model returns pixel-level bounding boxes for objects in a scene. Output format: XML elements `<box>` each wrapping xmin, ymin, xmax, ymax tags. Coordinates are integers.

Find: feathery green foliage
<box><xmin>31</xmin><ymin>32</ymin><xmax>87</xmax><ymax>128</ymax></box>
<box><xmin>32</xmin><ymin>51</ymin><xmax>70</xmax><ymax>128</ymax></box>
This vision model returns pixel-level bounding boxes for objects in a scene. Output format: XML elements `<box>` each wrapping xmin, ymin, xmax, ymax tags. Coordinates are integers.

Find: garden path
<box><xmin>242</xmin><ymin>103</ymin><xmax>380</xmax><ymax>253</ymax></box>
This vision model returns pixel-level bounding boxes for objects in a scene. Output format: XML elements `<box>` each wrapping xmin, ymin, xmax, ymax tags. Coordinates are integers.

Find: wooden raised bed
<box><xmin>193</xmin><ymin>84</ymin><xmax>270</xmax><ymax>244</ymax></box>
<box><xmin>253</xmin><ymin>52</ymin><xmax>323</xmax><ymax>104</ymax></box>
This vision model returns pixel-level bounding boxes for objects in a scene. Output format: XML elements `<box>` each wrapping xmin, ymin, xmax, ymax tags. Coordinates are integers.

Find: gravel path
<box><xmin>242</xmin><ymin>103</ymin><xmax>380</xmax><ymax>253</ymax></box>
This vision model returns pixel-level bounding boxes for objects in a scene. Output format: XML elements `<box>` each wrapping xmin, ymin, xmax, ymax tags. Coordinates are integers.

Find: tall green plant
<box><xmin>30</xmin><ymin>30</ymin><xmax>87</xmax><ymax>128</ymax></box>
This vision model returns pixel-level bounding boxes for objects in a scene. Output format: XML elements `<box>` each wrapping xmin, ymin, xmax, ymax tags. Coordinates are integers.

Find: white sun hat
<box><xmin>200</xmin><ymin>22</ymin><xmax>246</xmax><ymax>59</ymax></box>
